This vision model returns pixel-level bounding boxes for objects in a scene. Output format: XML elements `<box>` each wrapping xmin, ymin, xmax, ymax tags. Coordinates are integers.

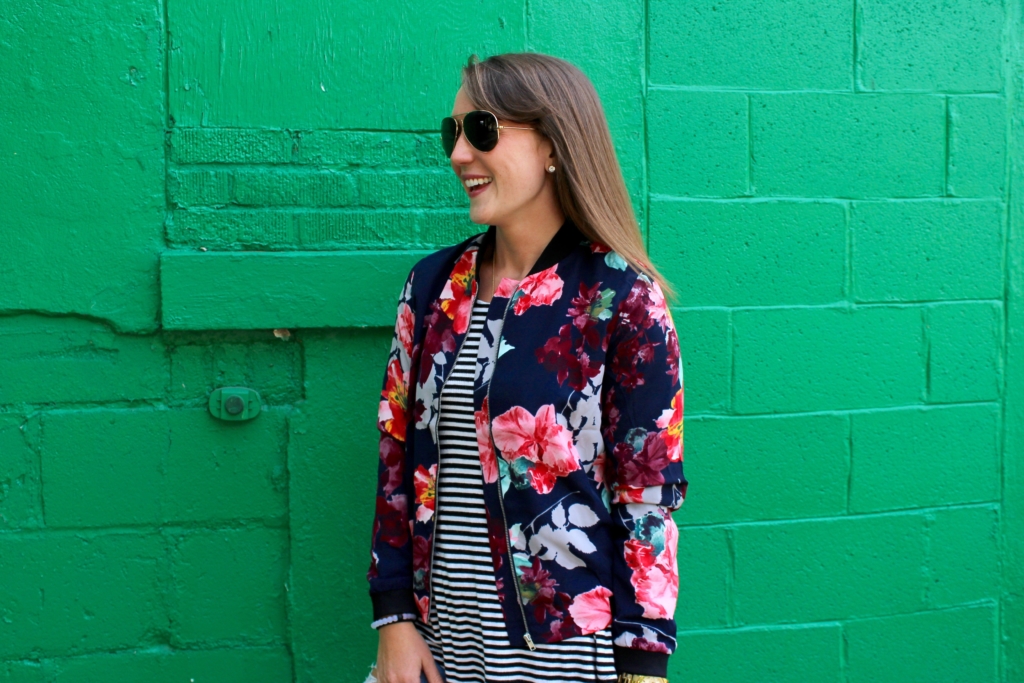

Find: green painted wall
<box><xmin>0</xmin><ymin>0</ymin><xmax>1017</xmax><ymax>681</ymax></box>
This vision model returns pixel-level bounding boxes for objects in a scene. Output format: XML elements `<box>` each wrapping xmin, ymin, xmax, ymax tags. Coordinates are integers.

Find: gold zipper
<box><xmin>486</xmin><ymin>284</ymin><xmax>536</xmax><ymax>651</ymax></box>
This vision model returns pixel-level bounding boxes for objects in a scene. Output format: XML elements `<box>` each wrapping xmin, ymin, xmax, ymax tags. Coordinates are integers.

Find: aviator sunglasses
<box><xmin>440</xmin><ymin>110</ymin><xmax>535</xmax><ymax>157</ymax></box>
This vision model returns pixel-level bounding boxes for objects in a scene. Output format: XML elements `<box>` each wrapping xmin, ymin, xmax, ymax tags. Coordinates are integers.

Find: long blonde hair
<box><xmin>461</xmin><ymin>52</ymin><xmax>673</xmax><ymax>299</ymax></box>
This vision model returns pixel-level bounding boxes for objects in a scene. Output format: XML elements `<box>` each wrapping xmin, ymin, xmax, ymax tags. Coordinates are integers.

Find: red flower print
<box><xmin>625</xmin><ymin>515</ymin><xmax>679</xmax><ymax>620</ymax></box>
<box><xmin>492</xmin><ymin>404</ymin><xmax>580</xmax><ymax>478</ymax></box>
<box><xmin>518</xmin><ymin>556</ymin><xmax>562</xmax><ymax>622</ymax></box>
<box><xmin>589</xmin><ymin>242</ymin><xmax>611</xmax><ymax>254</ymax></box>
<box><xmin>374</xmin><ymin>494</ymin><xmax>409</xmax><ymax>549</ymax></box>
<box><xmin>614</xmin><ymin>431</ymin><xmax>669</xmax><ymax>489</ymax></box>
<box><xmin>536</xmin><ymin>324</ymin><xmax>603</xmax><ymax>391</ymax></box>
<box><xmin>421</xmin><ymin>302</ymin><xmax>457</xmax><ymax>381</ymax></box>
<box><xmin>495</xmin><ymin>277</ymin><xmax>520</xmax><ymax>298</ymax></box>
<box><xmin>379</xmin><ymin>434</ymin><xmax>404</xmax><ymax>497</ymax></box>
<box><xmin>475</xmin><ymin>397</ymin><xmax>498</xmax><ymax>484</ymax></box>
<box><xmin>439</xmin><ymin>249</ymin><xmax>478</xmax><ymax>334</ymax></box>
<box><xmin>512</xmin><ymin>266</ymin><xmax>564</xmax><ymax>315</ymax></box>
<box><xmin>416</xmin><ymin>594</ymin><xmax>430</xmax><ymax>623</ymax></box>
<box><xmin>656</xmin><ymin>389</ymin><xmax>684</xmax><ymax>462</ymax></box>
<box><xmin>527</xmin><ymin>462</ymin><xmax>558</xmax><ymax>495</ymax></box>
<box><xmin>413</xmin><ymin>464</ymin><xmax>437</xmax><ymax>522</ymax></box>
<box><xmin>396</xmin><ymin>302</ymin><xmax>415</xmax><ymax>358</ymax></box>
<box><xmin>567</xmin><ymin>586</ymin><xmax>613</xmax><ymax>633</ymax></box>
<box><xmin>379</xmin><ymin>359</ymin><xmax>408</xmax><ymax>442</ymax></box>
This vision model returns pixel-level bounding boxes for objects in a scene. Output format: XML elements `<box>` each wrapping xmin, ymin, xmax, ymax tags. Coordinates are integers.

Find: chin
<box><xmin>468</xmin><ymin>204</ymin><xmax>496</xmax><ymax>226</ymax></box>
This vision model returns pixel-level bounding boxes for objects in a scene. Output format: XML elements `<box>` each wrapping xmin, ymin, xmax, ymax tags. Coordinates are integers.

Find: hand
<box><xmin>373</xmin><ymin>621</ymin><xmax>443</xmax><ymax>683</ymax></box>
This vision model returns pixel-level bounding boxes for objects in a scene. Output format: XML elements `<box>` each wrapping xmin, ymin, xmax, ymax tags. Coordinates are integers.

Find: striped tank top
<box><xmin>414</xmin><ymin>298</ymin><xmax>617</xmax><ymax>682</ymax></box>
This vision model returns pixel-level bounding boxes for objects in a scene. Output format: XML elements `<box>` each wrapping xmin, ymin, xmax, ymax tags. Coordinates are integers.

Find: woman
<box><xmin>367</xmin><ymin>53</ymin><xmax>686</xmax><ymax>683</ymax></box>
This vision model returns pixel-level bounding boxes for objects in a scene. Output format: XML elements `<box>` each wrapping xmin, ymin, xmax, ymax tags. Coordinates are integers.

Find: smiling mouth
<box><xmin>466</xmin><ymin>178</ymin><xmax>493</xmax><ymax>196</ymax></box>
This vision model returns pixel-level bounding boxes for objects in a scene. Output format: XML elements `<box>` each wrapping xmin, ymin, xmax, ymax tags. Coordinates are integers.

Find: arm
<box><xmin>602</xmin><ymin>273</ymin><xmax>687</xmax><ymax>677</ymax></box>
<box><xmin>368</xmin><ymin>267</ymin><xmax>420</xmax><ymax>625</ymax></box>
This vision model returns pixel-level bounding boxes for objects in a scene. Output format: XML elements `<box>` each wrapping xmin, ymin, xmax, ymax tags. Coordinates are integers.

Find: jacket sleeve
<box><xmin>602</xmin><ymin>273</ymin><xmax>687</xmax><ymax>676</ymax></box>
<box><xmin>367</xmin><ymin>267</ymin><xmax>420</xmax><ymax>624</ymax></box>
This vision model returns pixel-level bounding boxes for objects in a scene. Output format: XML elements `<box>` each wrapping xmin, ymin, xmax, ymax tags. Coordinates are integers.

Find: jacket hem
<box><xmin>613</xmin><ymin>646</ymin><xmax>670</xmax><ymax>677</ymax></box>
<box><xmin>370</xmin><ymin>587</ymin><xmax>418</xmax><ymax>622</ymax></box>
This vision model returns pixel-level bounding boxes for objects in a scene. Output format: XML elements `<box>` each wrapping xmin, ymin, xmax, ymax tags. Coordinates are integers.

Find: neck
<box><xmin>492</xmin><ymin>202</ymin><xmax>566</xmax><ymax>279</ymax></box>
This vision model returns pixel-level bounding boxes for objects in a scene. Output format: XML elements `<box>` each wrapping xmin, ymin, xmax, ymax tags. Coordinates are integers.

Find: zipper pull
<box><xmin>523</xmin><ymin>633</ymin><xmax>536</xmax><ymax>651</ymax></box>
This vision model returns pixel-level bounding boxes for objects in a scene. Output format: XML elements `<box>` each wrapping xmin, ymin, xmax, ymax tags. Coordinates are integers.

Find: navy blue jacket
<box><xmin>368</xmin><ymin>219</ymin><xmax>687</xmax><ymax>676</ymax></box>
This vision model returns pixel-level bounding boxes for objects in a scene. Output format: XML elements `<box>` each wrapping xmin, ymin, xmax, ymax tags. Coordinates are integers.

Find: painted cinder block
<box><xmin>168</xmin><ymin>336</ymin><xmax>303</xmax><ymax>404</ymax></box>
<box><xmin>857</xmin><ymin>0</ymin><xmax>1004</xmax><ymax>92</ymax></box>
<box><xmin>42</xmin><ymin>648</ymin><xmax>293</xmax><ymax>683</ymax></box>
<box><xmin>683</xmin><ymin>413</ymin><xmax>848</xmax><ymax>524</ymax></box>
<box><xmin>672</xmin><ymin>624</ymin><xmax>842</xmax><ymax>683</ymax></box>
<box><xmin>169</xmin><ymin>528</ymin><xmax>288</xmax><ymax>645</ymax></box>
<box><xmin>289</xmin><ymin>331</ymin><xmax>390</xmax><ymax>674</ymax></box>
<box><xmin>949</xmin><ymin>96</ymin><xmax>1008</xmax><ymax>198</ymax></box>
<box><xmin>170</xmin><ymin>128</ymin><xmax>294</xmax><ymax>165</ymax></box>
<box><xmin>0</xmin><ymin>316</ymin><xmax>167</xmax><ymax>406</ymax></box>
<box><xmin>0</xmin><ymin>415</ymin><xmax>42</xmax><ymax>530</ymax></box>
<box><xmin>927</xmin><ymin>506</ymin><xmax>1000</xmax><ymax>608</ymax></box>
<box><xmin>733</xmin><ymin>513</ymin><xmax>927</xmax><ymax>623</ymax></box>
<box><xmin>163</xmin><ymin>410</ymin><xmax>289</xmax><ymax>523</ymax></box>
<box><xmin>167</xmin><ymin>209</ymin><xmax>296</xmax><ymax>249</ymax></box>
<box><xmin>0</xmin><ymin>662</ymin><xmax>41</xmax><ymax>683</ymax></box>
<box><xmin>751</xmin><ymin>93</ymin><xmax>945</xmax><ymax>198</ymax></box>
<box><xmin>651</xmin><ymin>199</ymin><xmax>846</xmax><ymax>306</ymax></box>
<box><xmin>167</xmin><ymin>0</ymin><xmax>524</xmax><ymax>129</ymax></box>
<box><xmin>647</xmin><ymin>91</ymin><xmax>748</xmax><ymax>197</ymax></box>
<box><xmin>42</xmin><ymin>409</ymin><xmax>289</xmax><ymax>527</ymax></box>
<box><xmin>160</xmin><ymin>251</ymin><xmax>424</xmax><ymax>329</ymax></box>
<box><xmin>296</xmin><ymin>130</ymin><xmax>444</xmax><ymax>169</ymax></box>
<box><xmin>928</xmin><ymin>302</ymin><xmax>1003</xmax><ymax>403</ymax></box>
<box><xmin>852</xmin><ymin>200</ymin><xmax>1003</xmax><ymax>302</ymax></box>
<box><xmin>234</xmin><ymin>170</ymin><xmax>356</xmax><ymax>208</ymax></box>
<box><xmin>673</xmin><ymin>526</ymin><xmax>730</xmax><ymax>629</ymax></box>
<box><xmin>356</xmin><ymin>172</ymin><xmax>466</xmax><ymax>209</ymax></box>
<box><xmin>168</xmin><ymin>168</ymin><xmax>234</xmax><ymax>208</ymax></box>
<box><xmin>649</xmin><ymin>0</ymin><xmax>851</xmax><ymax>90</ymax></box>
<box><xmin>845</xmin><ymin>605</ymin><xmax>997</xmax><ymax>683</ymax></box>
<box><xmin>0</xmin><ymin>0</ymin><xmax>165</xmax><ymax>334</ymax></box>
<box><xmin>0</xmin><ymin>532</ymin><xmax>164</xmax><ymax>659</ymax></box>
<box><xmin>732</xmin><ymin>306</ymin><xmax>925</xmax><ymax>414</ymax></box>
<box><xmin>671</xmin><ymin>308</ymin><xmax>729</xmax><ymax>414</ymax></box>
<box><xmin>415</xmin><ymin>211</ymin><xmax>484</xmax><ymax>247</ymax></box>
<box><xmin>850</xmin><ymin>405</ymin><xmax>1000</xmax><ymax>513</ymax></box>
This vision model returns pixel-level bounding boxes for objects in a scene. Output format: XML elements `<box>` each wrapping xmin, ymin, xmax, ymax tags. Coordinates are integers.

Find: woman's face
<box><xmin>449</xmin><ymin>86</ymin><xmax>555</xmax><ymax>227</ymax></box>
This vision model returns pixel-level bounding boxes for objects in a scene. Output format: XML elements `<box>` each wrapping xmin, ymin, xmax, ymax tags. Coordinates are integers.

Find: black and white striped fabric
<box><xmin>414</xmin><ymin>299</ymin><xmax>617</xmax><ymax>682</ymax></box>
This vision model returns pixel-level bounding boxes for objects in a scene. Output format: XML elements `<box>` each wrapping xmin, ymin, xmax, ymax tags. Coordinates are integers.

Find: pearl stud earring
<box><xmin>547</xmin><ymin>165</ymin><xmax>556</xmax><ymax>173</ymax></box>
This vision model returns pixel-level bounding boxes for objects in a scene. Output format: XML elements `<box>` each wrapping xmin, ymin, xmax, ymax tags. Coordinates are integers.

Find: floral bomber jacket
<box><xmin>368</xmin><ymin>218</ymin><xmax>687</xmax><ymax>676</ymax></box>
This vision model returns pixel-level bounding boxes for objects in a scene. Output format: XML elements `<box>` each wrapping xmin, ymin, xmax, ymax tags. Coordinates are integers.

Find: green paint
<box><xmin>0</xmin><ymin>0</ymin><xmax>1018</xmax><ymax>680</ymax></box>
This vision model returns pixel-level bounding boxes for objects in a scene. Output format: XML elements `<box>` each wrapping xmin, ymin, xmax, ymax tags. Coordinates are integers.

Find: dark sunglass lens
<box><xmin>464</xmin><ymin>111</ymin><xmax>499</xmax><ymax>152</ymax></box>
<box><xmin>440</xmin><ymin>117</ymin><xmax>458</xmax><ymax>157</ymax></box>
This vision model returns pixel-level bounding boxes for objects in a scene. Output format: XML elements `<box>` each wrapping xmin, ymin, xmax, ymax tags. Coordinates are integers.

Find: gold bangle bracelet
<box><xmin>617</xmin><ymin>675</ymin><xmax>669</xmax><ymax>683</ymax></box>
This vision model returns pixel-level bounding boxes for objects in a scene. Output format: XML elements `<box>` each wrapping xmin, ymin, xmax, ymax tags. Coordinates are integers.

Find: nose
<box><xmin>449</xmin><ymin>128</ymin><xmax>475</xmax><ymax>167</ymax></box>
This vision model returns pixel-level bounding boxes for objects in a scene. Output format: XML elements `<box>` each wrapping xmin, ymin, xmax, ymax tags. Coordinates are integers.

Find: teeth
<box><xmin>464</xmin><ymin>177</ymin><xmax>493</xmax><ymax>188</ymax></box>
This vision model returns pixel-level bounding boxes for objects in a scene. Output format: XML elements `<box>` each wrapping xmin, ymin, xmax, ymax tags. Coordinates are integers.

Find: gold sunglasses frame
<box><xmin>442</xmin><ymin>110</ymin><xmax>535</xmax><ymax>156</ymax></box>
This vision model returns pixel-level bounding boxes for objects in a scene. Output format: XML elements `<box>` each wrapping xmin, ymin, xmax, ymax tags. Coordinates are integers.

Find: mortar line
<box><xmin>725</xmin><ymin>527</ymin><xmax>736</xmax><ymax>626</ymax></box>
<box><xmin>845</xmin><ymin>413</ymin><xmax>853</xmax><ymax>514</ymax></box>
<box><xmin>944</xmin><ymin>95</ymin><xmax>951</xmax><ymax>196</ymax></box>
<box><xmin>851</xmin><ymin>0</ymin><xmax>859</xmax><ymax>93</ymax></box>
<box><xmin>997</xmin><ymin>2</ymin><xmax>1017</xmax><ymax>679</ymax></box>
<box><xmin>746</xmin><ymin>94</ymin><xmax>753</xmax><ymax>194</ymax></box>
<box><xmin>844</xmin><ymin>200</ymin><xmax>853</xmax><ymax>300</ymax></box>
<box><xmin>669</xmin><ymin>500</ymin><xmax>998</xmax><ymax>532</ymax></box>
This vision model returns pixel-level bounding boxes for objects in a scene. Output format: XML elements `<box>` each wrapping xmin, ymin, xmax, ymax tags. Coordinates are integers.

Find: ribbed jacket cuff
<box><xmin>370</xmin><ymin>588</ymin><xmax>418</xmax><ymax>622</ymax></box>
<box><xmin>613</xmin><ymin>646</ymin><xmax>669</xmax><ymax>677</ymax></box>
